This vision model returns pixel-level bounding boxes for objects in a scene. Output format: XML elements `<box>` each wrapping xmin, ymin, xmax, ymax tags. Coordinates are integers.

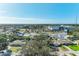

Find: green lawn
<box><xmin>68</xmin><ymin>45</ymin><xmax>79</xmax><ymax>51</ymax></box>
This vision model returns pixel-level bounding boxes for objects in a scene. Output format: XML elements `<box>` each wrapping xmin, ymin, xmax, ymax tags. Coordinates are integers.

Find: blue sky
<box><xmin>0</xmin><ymin>3</ymin><xmax>79</xmax><ymax>24</ymax></box>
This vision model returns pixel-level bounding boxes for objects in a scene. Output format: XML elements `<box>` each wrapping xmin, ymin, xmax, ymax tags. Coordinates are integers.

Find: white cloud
<box><xmin>0</xmin><ymin>16</ymin><xmax>54</xmax><ymax>24</ymax></box>
<box><xmin>0</xmin><ymin>16</ymin><xmax>75</xmax><ymax>24</ymax></box>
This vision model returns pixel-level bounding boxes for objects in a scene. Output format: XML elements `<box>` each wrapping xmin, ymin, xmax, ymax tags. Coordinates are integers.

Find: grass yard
<box><xmin>68</xmin><ymin>45</ymin><xmax>79</xmax><ymax>51</ymax></box>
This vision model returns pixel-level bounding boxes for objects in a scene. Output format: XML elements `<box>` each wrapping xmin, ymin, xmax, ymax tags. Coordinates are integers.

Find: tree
<box><xmin>0</xmin><ymin>34</ymin><xmax>8</xmax><ymax>50</ymax></box>
<box><xmin>0</xmin><ymin>34</ymin><xmax>7</xmax><ymax>43</ymax></box>
<box><xmin>21</xmin><ymin>34</ymin><xmax>52</xmax><ymax>56</ymax></box>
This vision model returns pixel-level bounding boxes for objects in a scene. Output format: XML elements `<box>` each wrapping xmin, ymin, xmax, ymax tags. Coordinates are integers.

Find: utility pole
<box><xmin>75</xmin><ymin>15</ymin><xmax>78</xmax><ymax>30</ymax></box>
<box><xmin>76</xmin><ymin>15</ymin><xmax>77</xmax><ymax>27</ymax></box>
